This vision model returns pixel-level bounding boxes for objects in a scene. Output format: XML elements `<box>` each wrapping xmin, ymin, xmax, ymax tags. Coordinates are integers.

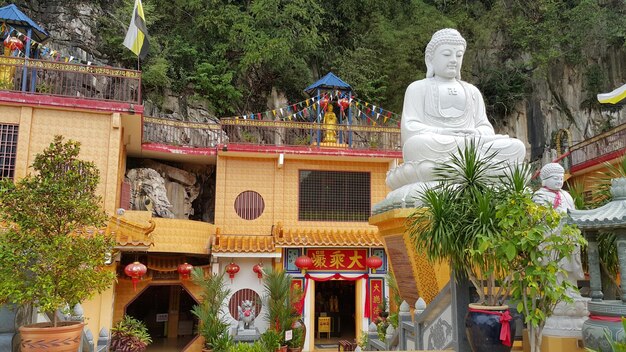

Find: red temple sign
<box><xmin>304</xmin><ymin>249</ymin><xmax>367</xmax><ymax>271</ymax></box>
<box><xmin>369</xmin><ymin>278</ymin><xmax>384</xmax><ymax>318</ymax></box>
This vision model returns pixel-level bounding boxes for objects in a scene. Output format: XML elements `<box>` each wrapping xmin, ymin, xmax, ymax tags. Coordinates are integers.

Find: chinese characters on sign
<box><xmin>369</xmin><ymin>278</ymin><xmax>384</xmax><ymax>318</ymax></box>
<box><xmin>304</xmin><ymin>249</ymin><xmax>367</xmax><ymax>271</ymax></box>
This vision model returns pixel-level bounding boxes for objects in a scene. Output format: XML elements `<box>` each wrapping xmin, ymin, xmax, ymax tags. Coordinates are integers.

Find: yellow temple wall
<box><xmin>214</xmin><ymin>155</ymin><xmax>390</xmax><ymax>235</ymax></box>
<box><xmin>0</xmin><ymin>103</ymin><xmax>127</xmax><ymax>338</ymax></box>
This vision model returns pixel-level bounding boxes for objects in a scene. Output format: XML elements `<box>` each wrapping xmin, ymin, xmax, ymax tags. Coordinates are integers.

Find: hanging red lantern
<box><xmin>338</xmin><ymin>97</ymin><xmax>350</xmax><ymax>112</ymax></box>
<box><xmin>124</xmin><ymin>261</ymin><xmax>147</xmax><ymax>291</ymax></box>
<box><xmin>366</xmin><ymin>256</ymin><xmax>383</xmax><ymax>273</ymax></box>
<box><xmin>252</xmin><ymin>263</ymin><xmax>264</xmax><ymax>283</ymax></box>
<box><xmin>225</xmin><ymin>262</ymin><xmax>240</xmax><ymax>283</ymax></box>
<box><xmin>177</xmin><ymin>262</ymin><xmax>193</xmax><ymax>280</ymax></box>
<box><xmin>295</xmin><ymin>255</ymin><xmax>313</xmax><ymax>274</ymax></box>
<box><xmin>4</xmin><ymin>37</ymin><xmax>24</xmax><ymax>52</ymax></box>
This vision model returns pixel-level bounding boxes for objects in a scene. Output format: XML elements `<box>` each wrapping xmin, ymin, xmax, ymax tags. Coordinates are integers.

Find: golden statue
<box><xmin>323</xmin><ymin>104</ymin><xmax>338</xmax><ymax>142</ymax></box>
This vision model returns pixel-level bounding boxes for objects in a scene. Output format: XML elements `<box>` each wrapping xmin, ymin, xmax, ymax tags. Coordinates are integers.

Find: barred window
<box><xmin>234</xmin><ymin>191</ymin><xmax>265</xmax><ymax>220</ymax></box>
<box><xmin>299</xmin><ymin>170</ymin><xmax>370</xmax><ymax>221</ymax></box>
<box><xmin>0</xmin><ymin>124</ymin><xmax>18</xmax><ymax>180</ymax></box>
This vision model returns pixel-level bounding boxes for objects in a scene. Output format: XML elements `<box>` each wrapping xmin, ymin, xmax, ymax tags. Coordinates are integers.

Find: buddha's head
<box><xmin>425</xmin><ymin>28</ymin><xmax>466</xmax><ymax>79</ymax></box>
<box><xmin>540</xmin><ymin>163</ymin><xmax>565</xmax><ymax>191</ymax></box>
<box><xmin>327</xmin><ymin>104</ymin><xmax>334</xmax><ymax>112</ymax></box>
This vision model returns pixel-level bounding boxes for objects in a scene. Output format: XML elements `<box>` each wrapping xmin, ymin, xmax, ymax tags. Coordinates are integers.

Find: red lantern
<box><xmin>252</xmin><ymin>263</ymin><xmax>264</xmax><ymax>283</ymax></box>
<box><xmin>4</xmin><ymin>37</ymin><xmax>24</xmax><ymax>52</ymax></box>
<box><xmin>177</xmin><ymin>262</ymin><xmax>193</xmax><ymax>280</ymax></box>
<box><xmin>295</xmin><ymin>255</ymin><xmax>313</xmax><ymax>274</ymax></box>
<box><xmin>366</xmin><ymin>256</ymin><xmax>383</xmax><ymax>273</ymax></box>
<box><xmin>124</xmin><ymin>261</ymin><xmax>147</xmax><ymax>291</ymax></box>
<box><xmin>225</xmin><ymin>262</ymin><xmax>240</xmax><ymax>283</ymax></box>
<box><xmin>338</xmin><ymin>97</ymin><xmax>350</xmax><ymax>111</ymax></box>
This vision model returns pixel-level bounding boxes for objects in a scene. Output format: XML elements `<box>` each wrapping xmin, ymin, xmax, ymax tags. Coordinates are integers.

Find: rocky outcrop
<box><xmin>126</xmin><ymin>168</ymin><xmax>175</xmax><ymax>218</ymax></box>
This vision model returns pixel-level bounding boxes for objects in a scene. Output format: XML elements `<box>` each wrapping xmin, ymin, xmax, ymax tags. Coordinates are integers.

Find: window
<box><xmin>0</xmin><ymin>124</ymin><xmax>18</xmax><ymax>179</ymax></box>
<box><xmin>299</xmin><ymin>170</ymin><xmax>370</xmax><ymax>221</ymax></box>
<box><xmin>234</xmin><ymin>190</ymin><xmax>265</xmax><ymax>220</ymax></box>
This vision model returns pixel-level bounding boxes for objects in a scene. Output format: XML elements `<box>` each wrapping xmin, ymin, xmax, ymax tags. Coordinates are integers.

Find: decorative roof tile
<box><xmin>568</xmin><ymin>178</ymin><xmax>626</xmax><ymax>230</ymax></box>
<box><xmin>274</xmin><ymin>227</ymin><xmax>382</xmax><ymax>248</ymax></box>
<box><xmin>212</xmin><ymin>235</ymin><xmax>275</xmax><ymax>253</ymax></box>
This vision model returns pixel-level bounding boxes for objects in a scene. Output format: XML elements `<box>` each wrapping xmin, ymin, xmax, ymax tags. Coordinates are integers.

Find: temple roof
<box><xmin>0</xmin><ymin>4</ymin><xmax>49</xmax><ymax>43</ymax></box>
<box><xmin>274</xmin><ymin>226</ymin><xmax>382</xmax><ymax>248</ymax></box>
<box><xmin>212</xmin><ymin>235</ymin><xmax>276</xmax><ymax>254</ymax></box>
<box><xmin>304</xmin><ymin>72</ymin><xmax>352</xmax><ymax>95</ymax></box>
<box><xmin>568</xmin><ymin>178</ymin><xmax>626</xmax><ymax>230</ymax></box>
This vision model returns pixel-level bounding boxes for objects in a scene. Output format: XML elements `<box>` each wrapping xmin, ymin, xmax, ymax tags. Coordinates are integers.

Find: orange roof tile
<box><xmin>275</xmin><ymin>228</ymin><xmax>382</xmax><ymax>248</ymax></box>
<box><xmin>212</xmin><ymin>235</ymin><xmax>275</xmax><ymax>253</ymax></box>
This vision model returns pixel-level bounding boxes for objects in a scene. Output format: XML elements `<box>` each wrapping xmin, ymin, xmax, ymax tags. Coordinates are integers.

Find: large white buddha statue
<box><xmin>386</xmin><ymin>29</ymin><xmax>526</xmax><ymax>191</ymax></box>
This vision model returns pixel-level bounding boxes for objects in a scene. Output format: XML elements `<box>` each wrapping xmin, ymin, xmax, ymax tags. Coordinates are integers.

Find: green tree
<box><xmin>0</xmin><ymin>135</ymin><xmax>115</xmax><ymax>326</ymax></box>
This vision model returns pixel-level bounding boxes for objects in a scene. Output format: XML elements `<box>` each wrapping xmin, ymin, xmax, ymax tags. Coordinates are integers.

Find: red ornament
<box><xmin>252</xmin><ymin>263</ymin><xmax>264</xmax><ymax>283</ymax></box>
<box><xmin>295</xmin><ymin>255</ymin><xmax>313</xmax><ymax>274</ymax></box>
<box><xmin>177</xmin><ymin>262</ymin><xmax>193</xmax><ymax>280</ymax></box>
<box><xmin>366</xmin><ymin>256</ymin><xmax>383</xmax><ymax>273</ymax></box>
<box><xmin>124</xmin><ymin>261</ymin><xmax>147</xmax><ymax>291</ymax></box>
<box><xmin>338</xmin><ymin>97</ymin><xmax>350</xmax><ymax>111</ymax></box>
<box><xmin>320</xmin><ymin>96</ymin><xmax>329</xmax><ymax>111</ymax></box>
<box><xmin>225</xmin><ymin>262</ymin><xmax>240</xmax><ymax>283</ymax></box>
<box><xmin>4</xmin><ymin>37</ymin><xmax>24</xmax><ymax>52</ymax></box>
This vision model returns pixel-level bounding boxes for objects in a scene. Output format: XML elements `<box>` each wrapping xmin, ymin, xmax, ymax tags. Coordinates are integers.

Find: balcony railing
<box><xmin>0</xmin><ymin>56</ymin><xmax>141</xmax><ymax>104</ymax></box>
<box><xmin>220</xmin><ymin>118</ymin><xmax>401</xmax><ymax>151</ymax></box>
<box><xmin>142</xmin><ymin>116</ymin><xmax>401</xmax><ymax>152</ymax></box>
<box><xmin>570</xmin><ymin>122</ymin><xmax>626</xmax><ymax>171</ymax></box>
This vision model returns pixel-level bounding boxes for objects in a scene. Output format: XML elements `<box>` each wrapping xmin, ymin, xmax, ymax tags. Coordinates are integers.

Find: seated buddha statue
<box><xmin>386</xmin><ymin>28</ymin><xmax>526</xmax><ymax>190</ymax></box>
<box><xmin>323</xmin><ymin>104</ymin><xmax>338</xmax><ymax>143</ymax></box>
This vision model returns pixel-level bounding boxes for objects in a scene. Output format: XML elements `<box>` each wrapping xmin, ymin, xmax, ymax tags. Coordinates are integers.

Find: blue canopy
<box><xmin>0</xmin><ymin>4</ymin><xmax>49</xmax><ymax>43</ymax></box>
<box><xmin>304</xmin><ymin>72</ymin><xmax>352</xmax><ymax>95</ymax></box>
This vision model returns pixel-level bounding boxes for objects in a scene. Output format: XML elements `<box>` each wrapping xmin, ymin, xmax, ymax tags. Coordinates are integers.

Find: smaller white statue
<box><xmin>533</xmin><ymin>163</ymin><xmax>588</xmax><ymax>337</ymax></box>
<box><xmin>237</xmin><ymin>300</ymin><xmax>256</xmax><ymax>331</ymax></box>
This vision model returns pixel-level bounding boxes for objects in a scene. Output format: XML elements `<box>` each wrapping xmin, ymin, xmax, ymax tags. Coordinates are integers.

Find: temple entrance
<box><xmin>125</xmin><ymin>284</ymin><xmax>198</xmax><ymax>351</ymax></box>
<box><xmin>314</xmin><ymin>280</ymin><xmax>356</xmax><ymax>348</ymax></box>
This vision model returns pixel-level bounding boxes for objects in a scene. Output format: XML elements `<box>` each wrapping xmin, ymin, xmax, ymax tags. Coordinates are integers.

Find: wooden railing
<box><xmin>142</xmin><ymin>116</ymin><xmax>402</xmax><ymax>152</ymax></box>
<box><xmin>0</xmin><ymin>56</ymin><xmax>141</xmax><ymax>104</ymax></box>
<box><xmin>569</xmin><ymin>123</ymin><xmax>626</xmax><ymax>171</ymax></box>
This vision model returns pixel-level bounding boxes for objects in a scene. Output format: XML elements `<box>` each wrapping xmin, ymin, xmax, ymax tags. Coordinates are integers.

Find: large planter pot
<box><xmin>275</xmin><ymin>345</ymin><xmax>288</xmax><ymax>352</ymax></box>
<box><xmin>287</xmin><ymin>348</ymin><xmax>302</xmax><ymax>352</ymax></box>
<box><xmin>19</xmin><ymin>321</ymin><xmax>84</xmax><ymax>352</ymax></box>
<box><xmin>465</xmin><ymin>304</ymin><xmax>515</xmax><ymax>352</ymax></box>
<box><xmin>581</xmin><ymin>300</ymin><xmax>626</xmax><ymax>352</ymax></box>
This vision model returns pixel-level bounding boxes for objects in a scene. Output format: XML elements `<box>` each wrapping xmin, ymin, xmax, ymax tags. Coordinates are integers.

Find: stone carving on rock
<box><xmin>376</xmin><ymin>28</ymin><xmax>526</xmax><ymax>213</ymax></box>
<box><xmin>126</xmin><ymin>168</ymin><xmax>175</xmax><ymax>218</ymax></box>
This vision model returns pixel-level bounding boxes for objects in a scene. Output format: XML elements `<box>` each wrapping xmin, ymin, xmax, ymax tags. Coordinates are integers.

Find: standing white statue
<box><xmin>532</xmin><ymin>162</ymin><xmax>588</xmax><ymax>337</ymax></box>
<box><xmin>383</xmin><ymin>29</ymin><xmax>526</xmax><ymax>205</ymax></box>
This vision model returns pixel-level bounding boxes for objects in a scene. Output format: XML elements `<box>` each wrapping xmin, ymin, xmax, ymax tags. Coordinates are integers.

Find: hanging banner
<box><xmin>304</xmin><ymin>249</ymin><xmax>367</xmax><ymax>271</ymax></box>
<box><xmin>369</xmin><ymin>278</ymin><xmax>384</xmax><ymax>318</ymax></box>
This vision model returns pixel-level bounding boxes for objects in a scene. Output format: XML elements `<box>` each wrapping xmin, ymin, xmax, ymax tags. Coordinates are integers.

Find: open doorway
<box><xmin>314</xmin><ymin>280</ymin><xmax>356</xmax><ymax>348</ymax></box>
<box><xmin>125</xmin><ymin>285</ymin><xmax>198</xmax><ymax>351</ymax></box>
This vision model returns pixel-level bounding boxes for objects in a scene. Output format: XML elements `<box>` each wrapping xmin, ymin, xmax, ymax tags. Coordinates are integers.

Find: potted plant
<box><xmin>190</xmin><ymin>267</ymin><xmax>233</xmax><ymax>352</ymax></box>
<box><xmin>0</xmin><ymin>136</ymin><xmax>116</xmax><ymax>351</ymax></box>
<box><xmin>110</xmin><ymin>315</ymin><xmax>152</xmax><ymax>352</ymax></box>
<box><xmin>286</xmin><ymin>327</ymin><xmax>304</xmax><ymax>352</ymax></box>
<box><xmin>262</xmin><ymin>268</ymin><xmax>293</xmax><ymax>352</ymax></box>
<box><xmin>259</xmin><ymin>328</ymin><xmax>282</xmax><ymax>352</ymax></box>
<box><xmin>408</xmin><ymin>141</ymin><xmax>583</xmax><ymax>352</ymax></box>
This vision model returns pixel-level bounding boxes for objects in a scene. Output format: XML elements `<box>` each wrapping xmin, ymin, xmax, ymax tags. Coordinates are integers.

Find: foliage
<box><xmin>0</xmin><ymin>135</ymin><xmax>115</xmax><ymax>326</ymax></box>
<box><xmin>262</xmin><ymin>268</ymin><xmax>301</xmax><ymax>346</ymax></box>
<box><xmin>357</xmin><ymin>331</ymin><xmax>368</xmax><ymax>349</ymax></box>
<box><xmin>259</xmin><ymin>329</ymin><xmax>282</xmax><ymax>350</ymax></box>
<box><xmin>408</xmin><ymin>140</ymin><xmax>585</xmax><ymax>352</ymax></box>
<box><xmin>496</xmin><ymin>174</ymin><xmax>585</xmax><ymax>352</ymax></box>
<box><xmin>110</xmin><ymin>315</ymin><xmax>152</xmax><ymax>352</ymax></box>
<box><xmin>227</xmin><ymin>341</ymin><xmax>265</xmax><ymax>352</ymax></box>
<box><xmin>287</xmin><ymin>326</ymin><xmax>304</xmax><ymax>348</ymax></box>
<box><xmin>190</xmin><ymin>267</ymin><xmax>232</xmax><ymax>351</ymax></box>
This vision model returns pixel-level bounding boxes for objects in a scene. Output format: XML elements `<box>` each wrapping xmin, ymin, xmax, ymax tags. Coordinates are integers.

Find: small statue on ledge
<box><xmin>237</xmin><ymin>300</ymin><xmax>255</xmax><ymax>331</ymax></box>
<box><xmin>323</xmin><ymin>104</ymin><xmax>338</xmax><ymax>143</ymax></box>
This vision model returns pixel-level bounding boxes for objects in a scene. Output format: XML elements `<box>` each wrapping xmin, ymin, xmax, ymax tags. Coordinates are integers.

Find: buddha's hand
<box><xmin>439</xmin><ymin>128</ymin><xmax>477</xmax><ymax>136</ymax></box>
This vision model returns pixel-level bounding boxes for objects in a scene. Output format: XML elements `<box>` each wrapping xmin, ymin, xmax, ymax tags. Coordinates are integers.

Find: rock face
<box><xmin>126</xmin><ymin>160</ymin><xmax>215</xmax><ymax>221</ymax></box>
